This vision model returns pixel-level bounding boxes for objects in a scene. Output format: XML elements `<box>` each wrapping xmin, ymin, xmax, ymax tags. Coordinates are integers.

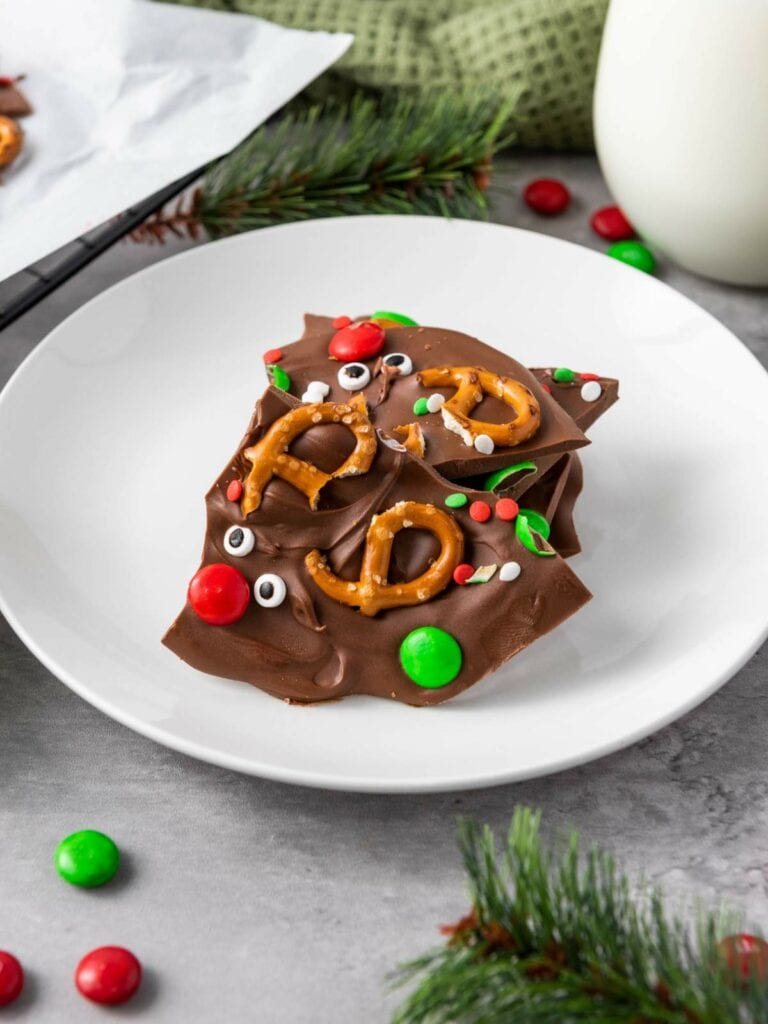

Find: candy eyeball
<box><xmin>254</xmin><ymin>573</ymin><xmax>287</xmax><ymax>608</ymax></box>
<box><xmin>337</xmin><ymin>362</ymin><xmax>371</xmax><ymax>391</ymax></box>
<box><xmin>224</xmin><ymin>524</ymin><xmax>255</xmax><ymax>557</ymax></box>
<box><xmin>382</xmin><ymin>352</ymin><xmax>413</xmax><ymax>376</ymax></box>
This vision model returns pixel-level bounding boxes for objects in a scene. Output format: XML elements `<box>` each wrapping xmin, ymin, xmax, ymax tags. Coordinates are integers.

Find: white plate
<box><xmin>1</xmin><ymin>217</ymin><xmax>767</xmax><ymax>792</ymax></box>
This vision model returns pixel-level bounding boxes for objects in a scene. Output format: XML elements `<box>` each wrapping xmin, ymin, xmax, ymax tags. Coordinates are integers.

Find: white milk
<box><xmin>594</xmin><ymin>0</ymin><xmax>768</xmax><ymax>285</ymax></box>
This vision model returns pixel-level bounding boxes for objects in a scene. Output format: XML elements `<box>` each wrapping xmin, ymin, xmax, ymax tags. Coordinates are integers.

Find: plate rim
<box><xmin>2</xmin><ymin>214</ymin><xmax>768</xmax><ymax>793</ymax></box>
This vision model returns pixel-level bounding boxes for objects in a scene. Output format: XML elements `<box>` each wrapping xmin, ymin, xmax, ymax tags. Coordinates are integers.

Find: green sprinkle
<box><xmin>552</xmin><ymin>367</ymin><xmax>576</xmax><ymax>383</ymax></box>
<box><xmin>399</xmin><ymin>626</ymin><xmax>462</xmax><ymax>688</ymax></box>
<box><xmin>268</xmin><ymin>364</ymin><xmax>291</xmax><ymax>392</ymax></box>
<box><xmin>516</xmin><ymin>509</ymin><xmax>555</xmax><ymax>557</ymax></box>
<box><xmin>483</xmin><ymin>461</ymin><xmax>538</xmax><ymax>492</ymax></box>
<box><xmin>413</xmin><ymin>397</ymin><xmax>430</xmax><ymax>416</ymax></box>
<box><xmin>607</xmin><ymin>240</ymin><xmax>656</xmax><ymax>274</ymax></box>
<box><xmin>370</xmin><ymin>310</ymin><xmax>418</xmax><ymax>327</ymax></box>
<box><xmin>445</xmin><ymin>493</ymin><xmax>468</xmax><ymax>509</ymax></box>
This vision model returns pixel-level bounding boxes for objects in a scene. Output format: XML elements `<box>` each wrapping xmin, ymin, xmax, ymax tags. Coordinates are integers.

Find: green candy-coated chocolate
<box><xmin>515</xmin><ymin>508</ymin><xmax>555</xmax><ymax>557</ymax></box>
<box><xmin>55</xmin><ymin>829</ymin><xmax>120</xmax><ymax>888</ymax></box>
<box><xmin>483</xmin><ymin>461</ymin><xmax>538</xmax><ymax>492</ymax></box>
<box><xmin>399</xmin><ymin>626</ymin><xmax>462</xmax><ymax>688</ymax></box>
<box><xmin>268</xmin><ymin>364</ymin><xmax>292</xmax><ymax>392</ymax></box>
<box><xmin>413</xmin><ymin>397</ymin><xmax>430</xmax><ymax>416</ymax></box>
<box><xmin>607</xmin><ymin>240</ymin><xmax>656</xmax><ymax>274</ymax></box>
<box><xmin>552</xmin><ymin>367</ymin><xmax>576</xmax><ymax>383</ymax></box>
<box><xmin>370</xmin><ymin>310</ymin><xmax>418</xmax><ymax>327</ymax></box>
<box><xmin>444</xmin><ymin>493</ymin><xmax>468</xmax><ymax>509</ymax></box>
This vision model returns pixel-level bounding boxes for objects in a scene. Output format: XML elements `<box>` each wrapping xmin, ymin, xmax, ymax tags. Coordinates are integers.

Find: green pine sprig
<box><xmin>392</xmin><ymin>808</ymin><xmax>768</xmax><ymax>1024</ymax></box>
<box><xmin>131</xmin><ymin>90</ymin><xmax>518</xmax><ymax>243</ymax></box>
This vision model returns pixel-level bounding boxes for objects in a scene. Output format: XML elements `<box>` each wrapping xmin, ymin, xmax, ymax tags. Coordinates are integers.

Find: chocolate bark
<box><xmin>163</xmin><ymin>388</ymin><xmax>591</xmax><ymax>705</ymax></box>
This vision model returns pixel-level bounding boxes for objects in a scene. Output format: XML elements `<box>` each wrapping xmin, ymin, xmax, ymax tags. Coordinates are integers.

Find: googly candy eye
<box><xmin>224</xmin><ymin>525</ymin><xmax>255</xmax><ymax>557</ymax></box>
<box><xmin>254</xmin><ymin>573</ymin><xmax>287</xmax><ymax>608</ymax></box>
<box><xmin>337</xmin><ymin>362</ymin><xmax>371</xmax><ymax>391</ymax></box>
<box><xmin>381</xmin><ymin>352</ymin><xmax>413</xmax><ymax>376</ymax></box>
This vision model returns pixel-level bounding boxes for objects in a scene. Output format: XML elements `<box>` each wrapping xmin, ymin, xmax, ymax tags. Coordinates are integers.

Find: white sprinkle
<box><xmin>474</xmin><ymin>433</ymin><xmax>495</xmax><ymax>455</ymax></box>
<box><xmin>467</xmin><ymin>564</ymin><xmax>498</xmax><ymax>584</ymax></box>
<box><xmin>308</xmin><ymin>380</ymin><xmax>330</xmax><ymax>397</ymax></box>
<box><xmin>580</xmin><ymin>380</ymin><xmax>602</xmax><ymax>402</ymax></box>
<box><xmin>301</xmin><ymin>388</ymin><xmax>324</xmax><ymax>404</ymax></box>
<box><xmin>426</xmin><ymin>393</ymin><xmax>445</xmax><ymax>413</ymax></box>
<box><xmin>499</xmin><ymin>561</ymin><xmax>522</xmax><ymax>582</ymax></box>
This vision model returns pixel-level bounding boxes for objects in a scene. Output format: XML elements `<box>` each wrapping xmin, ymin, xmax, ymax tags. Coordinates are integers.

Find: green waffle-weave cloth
<box><xmin>163</xmin><ymin>0</ymin><xmax>609</xmax><ymax>150</ymax></box>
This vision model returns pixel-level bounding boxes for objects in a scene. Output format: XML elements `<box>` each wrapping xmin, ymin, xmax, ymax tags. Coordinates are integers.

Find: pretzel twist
<box><xmin>392</xmin><ymin>422</ymin><xmax>425</xmax><ymax>457</ymax></box>
<box><xmin>417</xmin><ymin>366</ymin><xmax>541</xmax><ymax>447</ymax></box>
<box><xmin>241</xmin><ymin>393</ymin><xmax>376</xmax><ymax>515</ymax></box>
<box><xmin>305</xmin><ymin>500</ymin><xmax>464</xmax><ymax>616</ymax></box>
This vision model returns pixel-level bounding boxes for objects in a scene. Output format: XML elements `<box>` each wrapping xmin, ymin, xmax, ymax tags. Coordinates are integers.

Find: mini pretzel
<box><xmin>392</xmin><ymin>422</ymin><xmax>425</xmax><ymax>457</ymax></box>
<box><xmin>417</xmin><ymin>366</ymin><xmax>541</xmax><ymax>448</ymax></box>
<box><xmin>305</xmin><ymin>500</ymin><xmax>463</xmax><ymax>616</ymax></box>
<box><xmin>241</xmin><ymin>393</ymin><xmax>376</xmax><ymax>515</ymax></box>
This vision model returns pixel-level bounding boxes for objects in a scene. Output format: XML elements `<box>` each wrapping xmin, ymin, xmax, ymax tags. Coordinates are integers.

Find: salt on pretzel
<box><xmin>417</xmin><ymin>366</ymin><xmax>541</xmax><ymax>448</ymax></box>
<box><xmin>305</xmin><ymin>500</ymin><xmax>463</xmax><ymax>616</ymax></box>
<box><xmin>241</xmin><ymin>393</ymin><xmax>376</xmax><ymax>515</ymax></box>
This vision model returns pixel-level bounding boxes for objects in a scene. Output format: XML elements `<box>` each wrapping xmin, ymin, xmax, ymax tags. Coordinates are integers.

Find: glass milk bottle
<box><xmin>594</xmin><ymin>0</ymin><xmax>768</xmax><ymax>285</ymax></box>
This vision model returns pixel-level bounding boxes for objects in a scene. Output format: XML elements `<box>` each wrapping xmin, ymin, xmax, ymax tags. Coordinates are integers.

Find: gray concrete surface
<box><xmin>1</xmin><ymin>154</ymin><xmax>767</xmax><ymax>1022</ymax></box>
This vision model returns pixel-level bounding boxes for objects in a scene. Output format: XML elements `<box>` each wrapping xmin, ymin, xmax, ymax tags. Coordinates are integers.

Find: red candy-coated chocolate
<box><xmin>188</xmin><ymin>563</ymin><xmax>250</xmax><ymax>626</ymax></box>
<box><xmin>469</xmin><ymin>501</ymin><xmax>491</xmax><ymax>523</ymax></box>
<box><xmin>226</xmin><ymin>479</ymin><xmax>243</xmax><ymax>502</ymax></box>
<box><xmin>332</xmin><ymin>315</ymin><xmax>352</xmax><ymax>329</ymax></box>
<box><xmin>579</xmin><ymin>372</ymin><xmax>600</xmax><ymax>382</ymax></box>
<box><xmin>541</xmin><ymin>382</ymin><xmax>551</xmax><ymax>394</ymax></box>
<box><xmin>453</xmin><ymin>563</ymin><xmax>475</xmax><ymax>586</ymax></box>
<box><xmin>262</xmin><ymin>347</ymin><xmax>283</xmax><ymax>364</ymax></box>
<box><xmin>523</xmin><ymin>178</ymin><xmax>570</xmax><ymax>215</ymax></box>
<box><xmin>495</xmin><ymin>498</ymin><xmax>519</xmax><ymax>522</ymax></box>
<box><xmin>717</xmin><ymin>934</ymin><xmax>768</xmax><ymax>982</ymax></box>
<box><xmin>328</xmin><ymin>321</ymin><xmax>385</xmax><ymax>362</ymax></box>
<box><xmin>0</xmin><ymin>951</ymin><xmax>24</xmax><ymax>1007</ymax></box>
<box><xmin>75</xmin><ymin>946</ymin><xmax>142</xmax><ymax>1005</ymax></box>
<box><xmin>590</xmin><ymin>205</ymin><xmax>634</xmax><ymax>241</ymax></box>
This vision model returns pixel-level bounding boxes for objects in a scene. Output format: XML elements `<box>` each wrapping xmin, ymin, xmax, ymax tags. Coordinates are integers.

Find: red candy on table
<box><xmin>469</xmin><ymin>501</ymin><xmax>492</xmax><ymax>523</ymax></box>
<box><xmin>590</xmin><ymin>205</ymin><xmax>634</xmax><ymax>241</ymax></box>
<box><xmin>188</xmin><ymin>563</ymin><xmax>251</xmax><ymax>626</ymax></box>
<box><xmin>523</xmin><ymin>178</ymin><xmax>570</xmax><ymax>215</ymax></box>
<box><xmin>580</xmin><ymin>372</ymin><xmax>600</xmax><ymax>382</ymax></box>
<box><xmin>75</xmin><ymin>946</ymin><xmax>142</xmax><ymax>1005</ymax></box>
<box><xmin>0</xmin><ymin>951</ymin><xmax>24</xmax><ymax>1007</ymax></box>
<box><xmin>717</xmin><ymin>934</ymin><xmax>768</xmax><ymax>982</ymax></box>
<box><xmin>262</xmin><ymin>347</ymin><xmax>283</xmax><ymax>364</ymax></box>
<box><xmin>495</xmin><ymin>498</ymin><xmax>519</xmax><ymax>521</ymax></box>
<box><xmin>226</xmin><ymin>479</ymin><xmax>243</xmax><ymax>502</ymax></box>
<box><xmin>332</xmin><ymin>315</ymin><xmax>352</xmax><ymax>329</ymax></box>
<box><xmin>453</xmin><ymin>563</ymin><xmax>475</xmax><ymax>586</ymax></box>
<box><xmin>328</xmin><ymin>321</ymin><xmax>385</xmax><ymax>362</ymax></box>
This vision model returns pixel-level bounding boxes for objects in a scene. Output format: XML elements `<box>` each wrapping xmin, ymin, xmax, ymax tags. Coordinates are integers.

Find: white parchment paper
<box><xmin>0</xmin><ymin>0</ymin><xmax>352</xmax><ymax>280</ymax></box>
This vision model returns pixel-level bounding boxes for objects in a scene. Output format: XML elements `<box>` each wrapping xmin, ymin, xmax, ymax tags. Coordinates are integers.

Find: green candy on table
<box><xmin>552</xmin><ymin>367</ymin><xmax>576</xmax><ymax>383</ymax></box>
<box><xmin>268</xmin><ymin>364</ymin><xmax>292</xmax><ymax>392</ymax></box>
<box><xmin>413</xmin><ymin>397</ymin><xmax>430</xmax><ymax>416</ymax></box>
<box><xmin>370</xmin><ymin>310</ymin><xmax>418</xmax><ymax>327</ymax></box>
<box><xmin>515</xmin><ymin>508</ymin><xmax>555</xmax><ymax>557</ymax></box>
<box><xmin>55</xmin><ymin>829</ymin><xmax>120</xmax><ymax>888</ymax></box>
<box><xmin>444</xmin><ymin>493</ymin><xmax>468</xmax><ymax>509</ymax></box>
<box><xmin>607</xmin><ymin>240</ymin><xmax>656</xmax><ymax>274</ymax></box>
<box><xmin>399</xmin><ymin>626</ymin><xmax>462</xmax><ymax>688</ymax></box>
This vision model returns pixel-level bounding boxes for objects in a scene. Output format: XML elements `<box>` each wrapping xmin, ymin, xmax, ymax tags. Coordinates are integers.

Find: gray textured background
<box><xmin>1</xmin><ymin>154</ymin><xmax>767</xmax><ymax>1022</ymax></box>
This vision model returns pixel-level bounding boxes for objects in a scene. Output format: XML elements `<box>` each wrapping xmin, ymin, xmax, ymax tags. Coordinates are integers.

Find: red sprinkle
<box><xmin>0</xmin><ymin>951</ymin><xmax>24</xmax><ymax>1007</ymax></box>
<box><xmin>495</xmin><ymin>498</ymin><xmax>519</xmax><ymax>521</ymax></box>
<box><xmin>523</xmin><ymin>178</ymin><xmax>570</xmax><ymax>215</ymax></box>
<box><xmin>453</xmin><ymin>563</ymin><xmax>475</xmax><ymax>586</ymax></box>
<box><xmin>580</xmin><ymin>372</ymin><xmax>601</xmax><ymax>382</ymax></box>
<box><xmin>226</xmin><ymin>479</ymin><xmax>243</xmax><ymax>502</ymax></box>
<box><xmin>469</xmin><ymin>501</ymin><xmax>492</xmax><ymax>523</ymax></box>
<box><xmin>75</xmin><ymin>947</ymin><xmax>142</xmax><ymax>1006</ymax></box>
<box><xmin>332</xmin><ymin>315</ymin><xmax>352</xmax><ymax>329</ymax></box>
<box><xmin>541</xmin><ymin>383</ymin><xmax>551</xmax><ymax>394</ymax></box>
<box><xmin>262</xmin><ymin>347</ymin><xmax>283</xmax><ymax>364</ymax></box>
<box><xmin>0</xmin><ymin>77</ymin><xmax>17</xmax><ymax>88</ymax></box>
<box><xmin>590</xmin><ymin>205</ymin><xmax>634</xmax><ymax>241</ymax></box>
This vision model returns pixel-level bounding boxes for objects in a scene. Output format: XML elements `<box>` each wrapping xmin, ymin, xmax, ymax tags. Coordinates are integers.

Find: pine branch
<box><xmin>392</xmin><ymin>809</ymin><xmax>768</xmax><ymax>1024</ymax></box>
<box><xmin>130</xmin><ymin>90</ymin><xmax>518</xmax><ymax>244</ymax></box>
